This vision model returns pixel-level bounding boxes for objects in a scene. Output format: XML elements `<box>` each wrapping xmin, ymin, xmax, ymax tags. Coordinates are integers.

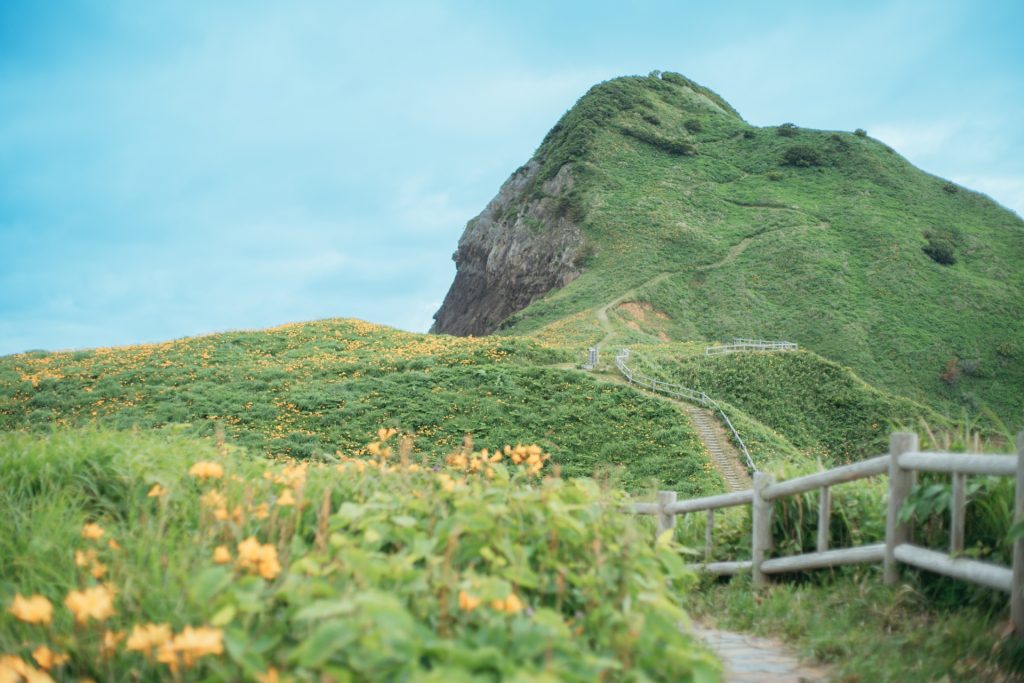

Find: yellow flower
<box><xmin>251</xmin><ymin>502</ymin><xmax>270</xmax><ymax>520</ymax></box>
<box><xmin>147</xmin><ymin>484</ymin><xmax>167</xmax><ymax>498</ymax></box>
<box><xmin>236</xmin><ymin>537</ymin><xmax>282</xmax><ymax>580</ymax></box>
<box><xmin>125</xmin><ymin>623</ymin><xmax>173</xmax><ymax>654</ymax></box>
<box><xmin>458</xmin><ymin>590</ymin><xmax>481</xmax><ymax>612</ymax></box>
<box><xmin>189</xmin><ymin>461</ymin><xmax>224</xmax><ymax>480</ymax></box>
<box><xmin>212</xmin><ymin>546</ymin><xmax>231</xmax><ymax>564</ymax></box>
<box><xmin>200</xmin><ymin>489</ymin><xmax>226</xmax><ymax>509</ymax></box>
<box><xmin>108</xmin><ymin>538</ymin><xmax>121</xmax><ymax>551</ymax></box>
<box><xmin>64</xmin><ymin>585</ymin><xmax>115</xmax><ymax>623</ymax></box>
<box><xmin>491</xmin><ymin>593</ymin><xmax>525</xmax><ymax>614</ymax></box>
<box><xmin>0</xmin><ymin>655</ymin><xmax>54</xmax><ymax>683</ymax></box>
<box><xmin>275</xmin><ymin>489</ymin><xmax>295</xmax><ymax>507</ymax></box>
<box><xmin>81</xmin><ymin>523</ymin><xmax>105</xmax><ymax>540</ymax></box>
<box><xmin>91</xmin><ymin>562</ymin><xmax>108</xmax><ymax>579</ymax></box>
<box><xmin>256</xmin><ymin>667</ymin><xmax>280</xmax><ymax>683</ymax></box>
<box><xmin>155</xmin><ymin>640</ymin><xmax>179</xmax><ymax>673</ymax></box>
<box><xmin>172</xmin><ymin>626</ymin><xmax>224</xmax><ymax>667</ymax></box>
<box><xmin>101</xmin><ymin>630</ymin><xmax>126</xmax><ymax>657</ymax></box>
<box><xmin>377</xmin><ymin>427</ymin><xmax>397</xmax><ymax>442</ymax></box>
<box><xmin>8</xmin><ymin>593</ymin><xmax>53</xmax><ymax>625</ymax></box>
<box><xmin>31</xmin><ymin>646</ymin><xmax>69</xmax><ymax>671</ymax></box>
<box><xmin>75</xmin><ymin>549</ymin><xmax>97</xmax><ymax>567</ymax></box>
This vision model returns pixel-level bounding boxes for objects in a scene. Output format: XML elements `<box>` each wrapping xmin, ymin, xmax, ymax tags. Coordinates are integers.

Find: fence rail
<box><xmin>615</xmin><ymin>349</ymin><xmax>757</xmax><ymax>472</ymax></box>
<box><xmin>630</xmin><ymin>431</ymin><xmax>1024</xmax><ymax>635</ymax></box>
<box><xmin>705</xmin><ymin>338</ymin><xmax>798</xmax><ymax>355</ymax></box>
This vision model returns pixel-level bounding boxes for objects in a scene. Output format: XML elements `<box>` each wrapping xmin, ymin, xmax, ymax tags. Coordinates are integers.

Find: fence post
<box><xmin>950</xmin><ymin>472</ymin><xmax>966</xmax><ymax>554</ymax></box>
<box><xmin>752</xmin><ymin>472</ymin><xmax>774</xmax><ymax>587</ymax></box>
<box><xmin>885</xmin><ymin>432</ymin><xmax>918</xmax><ymax>585</ymax></box>
<box><xmin>705</xmin><ymin>508</ymin><xmax>714</xmax><ymax>563</ymax></box>
<box><xmin>1012</xmin><ymin>432</ymin><xmax>1024</xmax><ymax>634</ymax></box>
<box><xmin>817</xmin><ymin>485</ymin><xmax>831</xmax><ymax>553</ymax></box>
<box><xmin>656</xmin><ymin>490</ymin><xmax>677</xmax><ymax>541</ymax></box>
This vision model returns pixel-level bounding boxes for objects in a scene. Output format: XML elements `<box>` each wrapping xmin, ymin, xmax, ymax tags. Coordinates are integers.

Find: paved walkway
<box><xmin>694</xmin><ymin>625</ymin><xmax>831</xmax><ymax>683</ymax></box>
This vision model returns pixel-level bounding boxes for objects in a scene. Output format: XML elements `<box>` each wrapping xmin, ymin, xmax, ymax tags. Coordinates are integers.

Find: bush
<box><xmin>942</xmin><ymin>182</ymin><xmax>959</xmax><ymax>194</ymax></box>
<box><xmin>854</xmin><ymin>128</ymin><xmax>867</xmax><ymax>137</ymax></box>
<box><xmin>923</xmin><ymin>240</ymin><xmax>956</xmax><ymax>265</ymax></box>
<box><xmin>781</xmin><ymin>145</ymin><xmax>822</xmax><ymax>167</ymax></box>
<box><xmin>0</xmin><ymin>429</ymin><xmax>719</xmax><ymax>681</ymax></box>
<box><xmin>684</xmin><ymin>119</ymin><xmax>703</xmax><ymax>134</ymax></box>
<box><xmin>776</xmin><ymin>123</ymin><xmax>799</xmax><ymax>137</ymax></box>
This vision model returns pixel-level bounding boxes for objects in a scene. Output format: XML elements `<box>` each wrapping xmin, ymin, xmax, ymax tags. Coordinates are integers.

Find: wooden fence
<box><xmin>705</xmin><ymin>338</ymin><xmax>798</xmax><ymax>355</ymax></box>
<box><xmin>632</xmin><ymin>432</ymin><xmax>1024</xmax><ymax>634</ymax></box>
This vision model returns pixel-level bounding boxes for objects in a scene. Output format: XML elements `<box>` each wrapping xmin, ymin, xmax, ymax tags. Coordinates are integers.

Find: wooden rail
<box><xmin>630</xmin><ymin>431</ymin><xmax>1024</xmax><ymax>635</ymax></box>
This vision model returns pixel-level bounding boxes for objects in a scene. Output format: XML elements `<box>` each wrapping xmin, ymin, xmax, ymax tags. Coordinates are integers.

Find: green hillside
<box><xmin>0</xmin><ymin>319</ymin><xmax>721</xmax><ymax>496</ymax></box>
<box><xmin>623</xmin><ymin>346</ymin><xmax>951</xmax><ymax>463</ymax></box>
<box><xmin>489</xmin><ymin>72</ymin><xmax>1024</xmax><ymax>427</ymax></box>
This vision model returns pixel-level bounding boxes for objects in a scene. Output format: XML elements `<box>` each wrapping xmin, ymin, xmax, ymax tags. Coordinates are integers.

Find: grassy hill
<box><xmin>0</xmin><ymin>319</ymin><xmax>722</xmax><ymax>496</ymax></box>
<box><xmin>477</xmin><ymin>72</ymin><xmax>1024</xmax><ymax>427</ymax></box>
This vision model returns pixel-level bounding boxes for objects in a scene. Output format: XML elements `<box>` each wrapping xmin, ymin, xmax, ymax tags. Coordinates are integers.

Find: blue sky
<box><xmin>1</xmin><ymin>0</ymin><xmax>1021</xmax><ymax>355</ymax></box>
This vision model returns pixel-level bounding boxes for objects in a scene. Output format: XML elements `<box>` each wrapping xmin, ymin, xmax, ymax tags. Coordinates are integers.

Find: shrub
<box><xmin>0</xmin><ymin>429</ymin><xmax>719</xmax><ymax>681</ymax></box>
<box><xmin>781</xmin><ymin>145</ymin><xmax>822</xmax><ymax>167</ymax></box>
<box><xmin>942</xmin><ymin>182</ymin><xmax>959</xmax><ymax>194</ymax></box>
<box><xmin>742</xmin><ymin>130</ymin><xmax>755</xmax><ymax>139</ymax></box>
<box><xmin>767</xmin><ymin>171</ymin><xmax>784</xmax><ymax>182</ymax></box>
<box><xmin>922</xmin><ymin>230</ymin><xmax>959</xmax><ymax>265</ymax></box>
<box><xmin>684</xmin><ymin>118</ymin><xmax>703</xmax><ymax>134</ymax></box>
<box><xmin>854</xmin><ymin>128</ymin><xmax>867</xmax><ymax>137</ymax></box>
<box><xmin>776</xmin><ymin>123</ymin><xmax>799</xmax><ymax>137</ymax></box>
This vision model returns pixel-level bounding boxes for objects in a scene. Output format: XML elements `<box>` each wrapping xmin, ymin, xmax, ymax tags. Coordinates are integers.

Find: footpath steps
<box><xmin>687</xmin><ymin>407</ymin><xmax>752</xmax><ymax>492</ymax></box>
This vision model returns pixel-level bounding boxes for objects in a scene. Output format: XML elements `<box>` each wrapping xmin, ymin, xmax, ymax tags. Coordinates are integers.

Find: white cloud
<box><xmin>870</xmin><ymin>121</ymin><xmax>965</xmax><ymax>159</ymax></box>
<box><xmin>951</xmin><ymin>174</ymin><xmax>1024</xmax><ymax>218</ymax></box>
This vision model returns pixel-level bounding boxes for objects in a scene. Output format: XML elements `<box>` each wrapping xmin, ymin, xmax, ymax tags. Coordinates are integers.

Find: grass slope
<box><xmin>0</xmin><ymin>319</ymin><xmax>720</xmax><ymax>495</ymax></box>
<box><xmin>495</xmin><ymin>72</ymin><xmax>1024</xmax><ymax>427</ymax></box>
<box><xmin>625</xmin><ymin>347</ymin><xmax>951</xmax><ymax>463</ymax></box>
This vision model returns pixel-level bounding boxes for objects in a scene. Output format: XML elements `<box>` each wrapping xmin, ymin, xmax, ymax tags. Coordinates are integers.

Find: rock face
<box><xmin>430</xmin><ymin>160</ymin><xmax>583</xmax><ymax>336</ymax></box>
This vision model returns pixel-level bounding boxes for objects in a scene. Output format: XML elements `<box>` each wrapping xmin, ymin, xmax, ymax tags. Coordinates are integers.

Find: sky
<box><xmin>1</xmin><ymin>0</ymin><xmax>1021</xmax><ymax>355</ymax></box>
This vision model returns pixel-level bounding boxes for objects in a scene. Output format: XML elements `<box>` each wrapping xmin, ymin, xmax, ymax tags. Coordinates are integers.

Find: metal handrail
<box><xmin>705</xmin><ymin>339</ymin><xmax>798</xmax><ymax>355</ymax></box>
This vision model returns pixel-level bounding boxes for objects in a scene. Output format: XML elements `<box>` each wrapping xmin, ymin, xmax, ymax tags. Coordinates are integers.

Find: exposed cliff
<box><xmin>429</xmin><ymin>160</ymin><xmax>583</xmax><ymax>336</ymax></box>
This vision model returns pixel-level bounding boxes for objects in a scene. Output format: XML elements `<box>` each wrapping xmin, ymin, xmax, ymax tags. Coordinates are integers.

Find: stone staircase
<box><xmin>687</xmin><ymin>407</ymin><xmax>751</xmax><ymax>491</ymax></box>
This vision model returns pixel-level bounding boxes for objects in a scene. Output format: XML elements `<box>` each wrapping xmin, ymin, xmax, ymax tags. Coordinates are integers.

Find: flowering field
<box><xmin>0</xmin><ymin>319</ymin><xmax>720</xmax><ymax>494</ymax></box>
<box><xmin>0</xmin><ymin>429</ymin><xmax>719</xmax><ymax>681</ymax></box>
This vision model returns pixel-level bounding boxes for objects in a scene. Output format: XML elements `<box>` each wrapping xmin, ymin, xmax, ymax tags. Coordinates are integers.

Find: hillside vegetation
<box><xmin>479</xmin><ymin>72</ymin><xmax>1024</xmax><ymax>427</ymax></box>
<box><xmin>624</xmin><ymin>347</ymin><xmax>951</xmax><ymax>463</ymax></box>
<box><xmin>0</xmin><ymin>428</ymin><xmax>718</xmax><ymax>681</ymax></box>
<box><xmin>0</xmin><ymin>319</ymin><xmax>720</xmax><ymax>495</ymax></box>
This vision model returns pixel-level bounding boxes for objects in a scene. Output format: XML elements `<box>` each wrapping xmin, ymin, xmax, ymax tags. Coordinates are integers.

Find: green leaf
<box><xmin>291</xmin><ymin>620</ymin><xmax>357</xmax><ymax>668</ymax></box>
<box><xmin>189</xmin><ymin>566</ymin><xmax>232</xmax><ymax>604</ymax></box>
<box><xmin>293</xmin><ymin>598</ymin><xmax>356</xmax><ymax>621</ymax></box>
<box><xmin>210</xmin><ymin>604</ymin><xmax>237</xmax><ymax>626</ymax></box>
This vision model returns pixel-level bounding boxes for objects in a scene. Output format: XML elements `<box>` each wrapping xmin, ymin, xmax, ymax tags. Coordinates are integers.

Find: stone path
<box><xmin>694</xmin><ymin>625</ymin><xmax>831</xmax><ymax>683</ymax></box>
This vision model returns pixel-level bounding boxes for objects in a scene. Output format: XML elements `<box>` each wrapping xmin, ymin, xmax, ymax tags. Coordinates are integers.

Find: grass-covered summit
<box><xmin>434</xmin><ymin>71</ymin><xmax>1024</xmax><ymax>427</ymax></box>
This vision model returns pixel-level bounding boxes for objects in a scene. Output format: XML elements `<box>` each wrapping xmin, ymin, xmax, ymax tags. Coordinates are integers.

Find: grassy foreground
<box><xmin>0</xmin><ymin>428</ymin><xmax>719</xmax><ymax>682</ymax></box>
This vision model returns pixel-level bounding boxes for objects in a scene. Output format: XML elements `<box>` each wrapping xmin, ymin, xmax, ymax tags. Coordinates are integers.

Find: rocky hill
<box><xmin>431</xmin><ymin>72</ymin><xmax>1024</xmax><ymax>426</ymax></box>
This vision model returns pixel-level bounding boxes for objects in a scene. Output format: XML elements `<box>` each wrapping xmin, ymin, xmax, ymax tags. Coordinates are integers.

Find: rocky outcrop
<box><xmin>430</xmin><ymin>160</ymin><xmax>583</xmax><ymax>336</ymax></box>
